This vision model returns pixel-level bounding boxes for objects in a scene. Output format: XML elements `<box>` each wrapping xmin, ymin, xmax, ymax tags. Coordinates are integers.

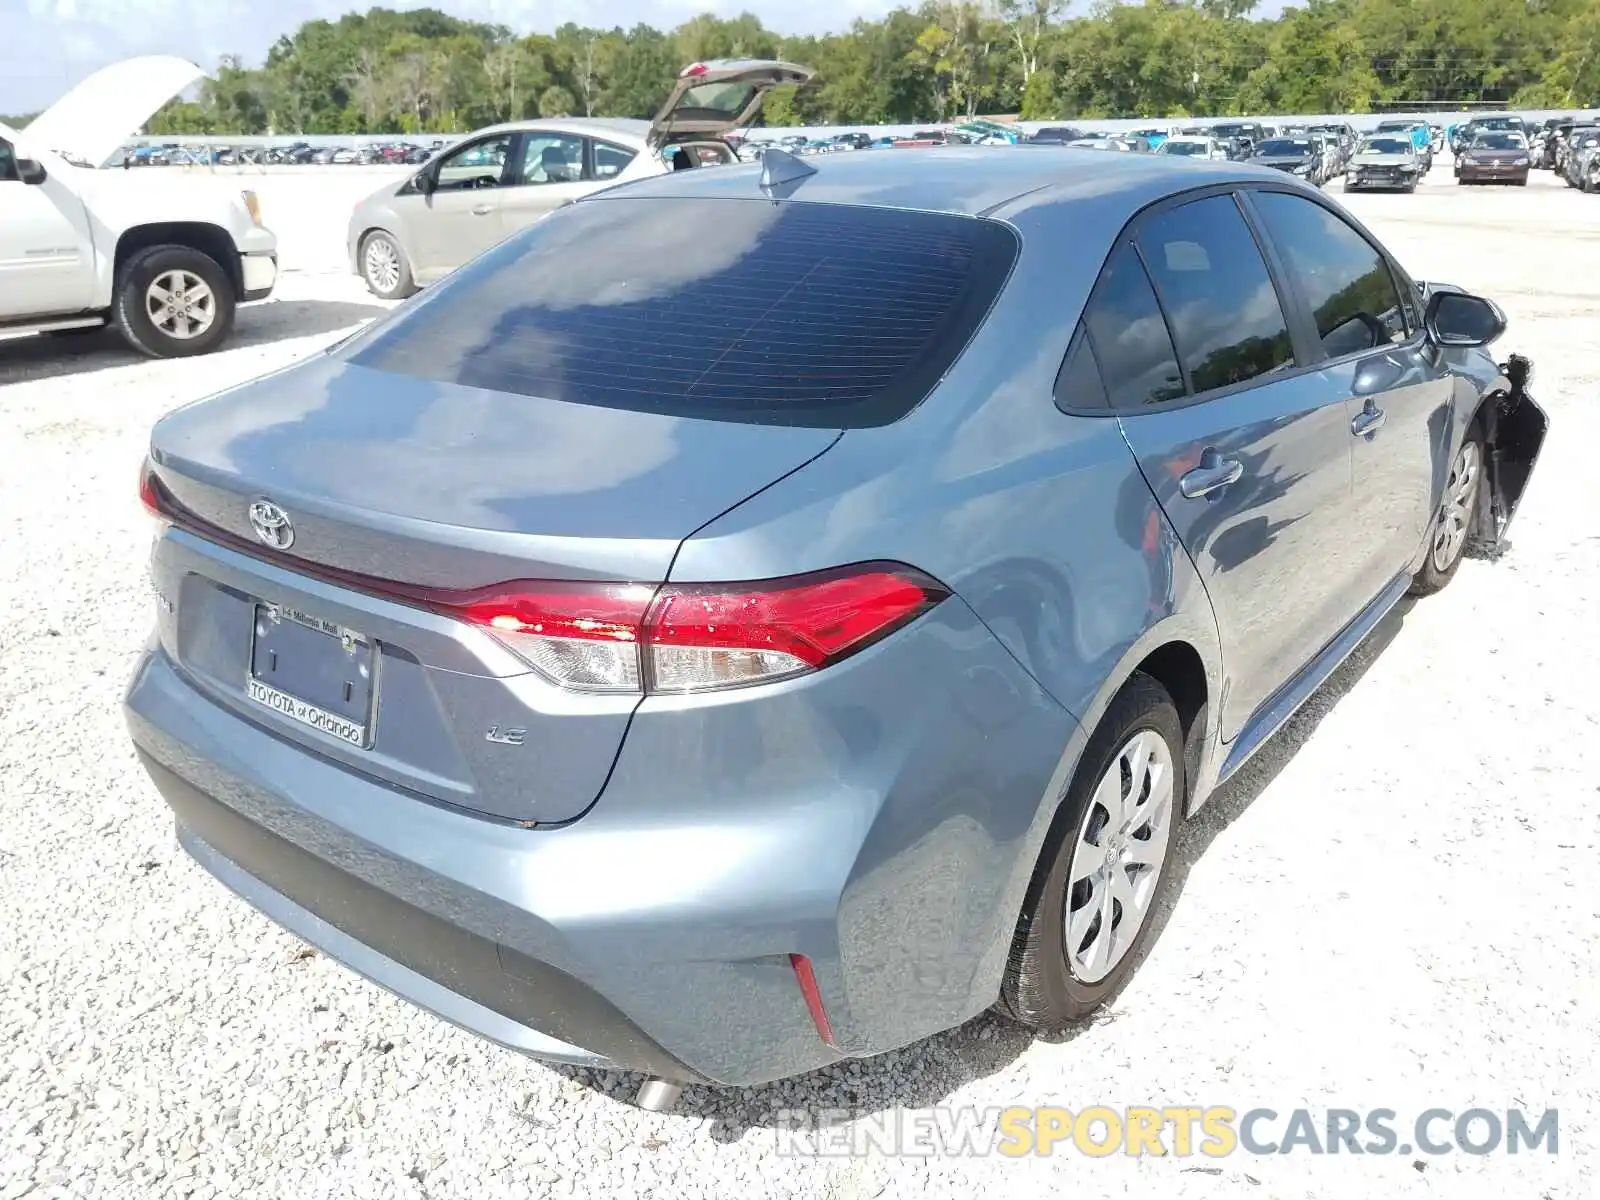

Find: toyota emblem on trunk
<box><xmin>249</xmin><ymin>500</ymin><xmax>295</xmax><ymax>550</ymax></box>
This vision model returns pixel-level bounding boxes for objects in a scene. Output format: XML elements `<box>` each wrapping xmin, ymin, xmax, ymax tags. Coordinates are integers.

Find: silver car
<box><xmin>1345</xmin><ymin>135</ymin><xmax>1423</xmax><ymax>193</ymax></box>
<box><xmin>348</xmin><ymin>59</ymin><xmax>813</xmax><ymax>298</ymax></box>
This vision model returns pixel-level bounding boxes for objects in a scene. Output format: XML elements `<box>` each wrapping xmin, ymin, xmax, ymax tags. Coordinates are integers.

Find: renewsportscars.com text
<box><xmin>774</xmin><ymin>1106</ymin><xmax>1559</xmax><ymax>1158</ymax></box>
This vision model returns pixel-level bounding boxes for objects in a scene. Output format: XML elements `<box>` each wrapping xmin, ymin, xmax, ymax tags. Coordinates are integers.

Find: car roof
<box><xmin>460</xmin><ymin>117</ymin><xmax>651</xmax><ymax>147</ymax></box>
<box><xmin>580</xmin><ymin>144</ymin><xmax>1293</xmax><ymax>221</ymax></box>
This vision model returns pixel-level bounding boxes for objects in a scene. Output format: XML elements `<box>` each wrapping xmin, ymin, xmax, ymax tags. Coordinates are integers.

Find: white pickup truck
<box><xmin>0</xmin><ymin>56</ymin><xmax>278</xmax><ymax>358</ymax></box>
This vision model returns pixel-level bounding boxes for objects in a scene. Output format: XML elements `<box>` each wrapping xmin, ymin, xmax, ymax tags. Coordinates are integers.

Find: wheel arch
<box><xmin>1062</xmin><ymin>611</ymin><xmax>1225</xmax><ymax>822</ymax></box>
<box><xmin>115</xmin><ymin>223</ymin><xmax>241</xmax><ymax>296</ymax></box>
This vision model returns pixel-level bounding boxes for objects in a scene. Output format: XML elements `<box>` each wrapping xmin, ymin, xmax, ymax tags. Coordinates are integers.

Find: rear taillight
<box><xmin>139</xmin><ymin>459</ymin><xmax>163</xmax><ymax>518</ymax></box>
<box><xmin>451</xmin><ymin>564</ymin><xmax>947</xmax><ymax>695</ymax></box>
<box><xmin>458</xmin><ymin>582</ymin><xmax>653</xmax><ymax>694</ymax></box>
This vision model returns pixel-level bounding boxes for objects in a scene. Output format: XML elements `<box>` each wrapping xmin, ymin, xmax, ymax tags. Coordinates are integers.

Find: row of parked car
<box><xmin>1011</xmin><ymin>120</ymin><xmax>1438</xmax><ymax>194</ymax></box>
<box><xmin>121</xmin><ymin>138</ymin><xmax>454</xmax><ymax>168</ymax></box>
<box><xmin>1530</xmin><ymin>117</ymin><xmax>1600</xmax><ymax>190</ymax></box>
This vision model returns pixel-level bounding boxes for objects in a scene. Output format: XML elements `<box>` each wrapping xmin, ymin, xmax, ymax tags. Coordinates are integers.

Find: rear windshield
<box><xmin>676</xmin><ymin>80</ymin><xmax>761</xmax><ymax>120</ymax></box>
<box><xmin>348</xmin><ymin>198</ymin><xmax>1019</xmax><ymax>428</ymax></box>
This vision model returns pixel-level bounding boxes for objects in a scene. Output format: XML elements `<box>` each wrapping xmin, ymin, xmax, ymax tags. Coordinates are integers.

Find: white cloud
<box><xmin>2</xmin><ymin>0</ymin><xmax>902</xmax><ymax>113</ymax></box>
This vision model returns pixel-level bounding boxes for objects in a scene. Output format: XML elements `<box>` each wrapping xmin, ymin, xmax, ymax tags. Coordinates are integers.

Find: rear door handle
<box><xmin>471</xmin><ymin>204</ymin><xmax>494</xmax><ymax>216</ymax></box>
<box><xmin>1351</xmin><ymin>402</ymin><xmax>1387</xmax><ymax>437</ymax></box>
<box><xmin>1179</xmin><ymin>450</ymin><xmax>1244</xmax><ymax>499</ymax></box>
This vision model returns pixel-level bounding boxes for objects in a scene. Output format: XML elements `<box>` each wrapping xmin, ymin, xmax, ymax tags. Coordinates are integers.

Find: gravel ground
<box><xmin>2</xmin><ymin>159</ymin><xmax>1597</xmax><ymax>1200</ymax></box>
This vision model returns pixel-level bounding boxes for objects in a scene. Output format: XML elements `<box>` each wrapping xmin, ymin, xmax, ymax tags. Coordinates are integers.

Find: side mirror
<box><xmin>18</xmin><ymin>158</ymin><xmax>47</xmax><ymax>185</ymax></box>
<box><xmin>1426</xmin><ymin>291</ymin><xmax>1506</xmax><ymax>348</ymax></box>
<box><xmin>414</xmin><ymin>170</ymin><xmax>436</xmax><ymax>195</ymax></box>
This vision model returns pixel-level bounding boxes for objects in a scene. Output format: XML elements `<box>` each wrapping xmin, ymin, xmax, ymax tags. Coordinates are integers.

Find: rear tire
<box><xmin>359</xmin><ymin>230</ymin><xmax>417</xmax><ymax>300</ymax></box>
<box><xmin>1409</xmin><ymin>429</ymin><xmax>1484</xmax><ymax>597</ymax></box>
<box><xmin>999</xmin><ymin>673</ymin><xmax>1184</xmax><ymax>1028</ymax></box>
<box><xmin>114</xmin><ymin>244</ymin><xmax>236</xmax><ymax>359</ymax></box>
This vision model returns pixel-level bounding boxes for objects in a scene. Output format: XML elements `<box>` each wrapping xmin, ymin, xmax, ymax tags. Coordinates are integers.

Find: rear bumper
<box><xmin>1455</xmin><ymin>166</ymin><xmax>1529</xmax><ymax>183</ymax></box>
<box><xmin>126</xmin><ymin>590</ymin><xmax>1078</xmax><ymax>1085</ymax></box>
<box><xmin>142</xmin><ymin>748</ymin><xmax>700</xmax><ymax>1079</ymax></box>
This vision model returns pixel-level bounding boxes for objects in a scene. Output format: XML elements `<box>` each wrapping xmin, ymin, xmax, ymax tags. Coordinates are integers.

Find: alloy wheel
<box><xmin>1432</xmin><ymin>440</ymin><xmax>1481</xmax><ymax>573</ymax></box>
<box><xmin>145</xmin><ymin>270</ymin><xmax>215</xmax><ymax>340</ymax></box>
<box><xmin>1065</xmin><ymin>729</ymin><xmax>1175</xmax><ymax>984</ymax></box>
<box><xmin>364</xmin><ymin>237</ymin><xmax>402</xmax><ymax>294</ymax></box>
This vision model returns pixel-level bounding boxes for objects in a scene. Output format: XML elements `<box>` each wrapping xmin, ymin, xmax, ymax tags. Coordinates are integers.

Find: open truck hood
<box><xmin>648</xmin><ymin>59</ymin><xmax>814</xmax><ymax>148</ymax></box>
<box><xmin>14</xmin><ymin>55</ymin><xmax>204</xmax><ymax>168</ymax></box>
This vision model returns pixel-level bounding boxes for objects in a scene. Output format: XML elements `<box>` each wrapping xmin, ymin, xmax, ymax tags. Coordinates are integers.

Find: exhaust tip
<box><xmin>636</xmin><ymin>1078</ymin><xmax>683</xmax><ymax>1112</ymax></box>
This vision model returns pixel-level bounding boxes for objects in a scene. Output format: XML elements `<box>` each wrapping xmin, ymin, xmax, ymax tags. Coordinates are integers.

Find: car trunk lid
<box><xmin>146</xmin><ymin>353</ymin><xmax>841</xmax><ymax>825</ymax></box>
<box><xmin>647</xmin><ymin>59</ymin><xmax>814</xmax><ymax>148</ymax></box>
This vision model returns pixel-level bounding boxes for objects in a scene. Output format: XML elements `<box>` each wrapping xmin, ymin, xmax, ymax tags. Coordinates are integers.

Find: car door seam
<box><xmin>1115</xmin><ymin>414</ymin><xmax>1230</xmax><ymax>736</ymax></box>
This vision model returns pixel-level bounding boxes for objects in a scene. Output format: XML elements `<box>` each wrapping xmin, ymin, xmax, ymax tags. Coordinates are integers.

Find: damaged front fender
<box><xmin>1469</xmin><ymin>353</ymin><xmax>1547</xmax><ymax>556</ymax></box>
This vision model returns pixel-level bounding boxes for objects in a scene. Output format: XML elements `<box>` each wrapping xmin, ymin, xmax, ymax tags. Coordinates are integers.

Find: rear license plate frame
<box><xmin>246</xmin><ymin>603</ymin><xmax>377</xmax><ymax>748</ymax></box>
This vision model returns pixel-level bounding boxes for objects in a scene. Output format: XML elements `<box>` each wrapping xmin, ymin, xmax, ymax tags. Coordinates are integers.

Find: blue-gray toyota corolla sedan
<box><xmin>126</xmin><ymin>148</ymin><xmax>1547</xmax><ymax>1105</ymax></box>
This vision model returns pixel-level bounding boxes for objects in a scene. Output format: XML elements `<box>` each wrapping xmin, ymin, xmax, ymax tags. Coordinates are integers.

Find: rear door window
<box><xmin>515</xmin><ymin>133</ymin><xmax>585</xmax><ymax>184</ymax></box>
<box><xmin>349</xmin><ymin>197</ymin><xmax>1019</xmax><ymax>428</ymax></box>
<box><xmin>1081</xmin><ymin>243</ymin><xmax>1186</xmax><ymax>409</ymax></box>
<box><xmin>1135</xmin><ymin>194</ymin><xmax>1295</xmax><ymax>394</ymax></box>
<box><xmin>1251</xmin><ymin>191</ymin><xmax>1409</xmax><ymax>358</ymax></box>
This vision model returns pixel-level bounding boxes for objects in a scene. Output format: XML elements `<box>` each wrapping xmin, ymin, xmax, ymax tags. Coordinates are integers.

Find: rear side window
<box><xmin>1081</xmin><ymin>244</ymin><xmax>1185</xmax><ymax>409</ymax></box>
<box><xmin>1252</xmin><ymin>191</ymin><xmax>1408</xmax><ymax>358</ymax></box>
<box><xmin>1054</xmin><ymin>330</ymin><xmax>1108</xmax><ymax>412</ymax></box>
<box><xmin>349</xmin><ymin>198</ymin><xmax>1017</xmax><ymax>428</ymax></box>
<box><xmin>1136</xmin><ymin>194</ymin><xmax>1295</xmax><ymax>395</ymax></box>
<box><xmin>591</xmin><ymin>140</ymin><xmax>637</xmax><ymax>180</ymax></box>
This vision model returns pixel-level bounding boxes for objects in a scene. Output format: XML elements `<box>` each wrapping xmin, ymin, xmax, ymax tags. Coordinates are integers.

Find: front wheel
<box><xmin>999</xmin><ymin>673</ymin><xmax>1184</xmax><ymax>1027</ymax></box>
<box><xmin>114</xmin><ymin>244</ymin><xmax>236</xmax><ymax>358</ymax></box>
<box><xmin>1410</xmin><ymin>432</ymin><xmax>1483</xmax><ymax>597</ymax></box>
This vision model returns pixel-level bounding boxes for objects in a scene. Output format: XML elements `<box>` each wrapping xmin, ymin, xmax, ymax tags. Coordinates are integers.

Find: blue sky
<box><xmin>2</xmin><ymin>0</ymin><xmax>1290</xmax><ymax>115</ymax></box>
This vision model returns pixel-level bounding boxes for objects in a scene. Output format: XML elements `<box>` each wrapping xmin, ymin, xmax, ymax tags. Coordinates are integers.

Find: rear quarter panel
<box><xmin>663</xmin><ymin>191</ymin><xmax>1224</xmax><ymax>1044</ymax></box>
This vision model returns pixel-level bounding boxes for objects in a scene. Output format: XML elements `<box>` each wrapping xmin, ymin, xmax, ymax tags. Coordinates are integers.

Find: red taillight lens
<box><xmin>446</xmin><ymin>563</ymin><xmax>946</xmax><ymax>695</ymax></box>
<box><xmin>139</xmin><ymin>459</ymin><xmax>162</xmax><ymax>518</ymax></box>
<box><xmin>454</xmin><ymin>582</ymin><xmax>654</xmax><ymax>694</ymax></box>
<box><xmin>646</xmin><ymin>567</ymin><xmax>944</xmax><ymax>692</ymax></box>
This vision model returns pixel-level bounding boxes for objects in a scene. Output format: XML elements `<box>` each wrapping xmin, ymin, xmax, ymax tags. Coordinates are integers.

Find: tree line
<box><xmin>71</xmin><ymin>1</ymin><xmax>1600</xmax><ymax>136</ymax></box>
